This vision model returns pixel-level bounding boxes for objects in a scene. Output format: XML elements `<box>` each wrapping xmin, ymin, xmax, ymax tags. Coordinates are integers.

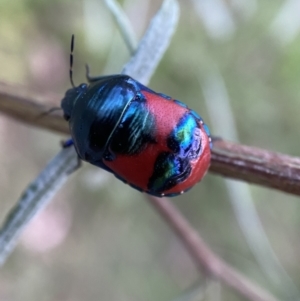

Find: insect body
<box><xmin>61</xmin><ymin>74</ymin><xmax>211</xmax><ymax>197</ymax></box>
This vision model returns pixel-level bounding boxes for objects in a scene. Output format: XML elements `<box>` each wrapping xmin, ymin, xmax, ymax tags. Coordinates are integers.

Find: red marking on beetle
<box><xmin>103</xmin><ymin>91</ymin><xmax>211</xmax><ymax>196</ymax></box>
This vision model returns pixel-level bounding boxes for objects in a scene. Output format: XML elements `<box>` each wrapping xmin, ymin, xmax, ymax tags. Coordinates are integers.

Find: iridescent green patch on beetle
<box><xmin>148</xmin><ymin>152</ymin><xmax>191</xmax><ymax>193</ymax></box>
<box><xmin>167</xmin><ymin>113</ymin><xmax>201</xmax><ymax>160</ymax></box>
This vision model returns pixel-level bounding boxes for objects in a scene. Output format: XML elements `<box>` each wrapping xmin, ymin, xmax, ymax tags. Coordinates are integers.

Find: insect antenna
<box><xmin>69</xmin><ymin>34</ymin><xmax>75</xmax><ymax>88</ymax></box>
<box><xmin>38</xmin><ymin>35</ymin><xmax>76</xmax><ymax>120</ymax></box>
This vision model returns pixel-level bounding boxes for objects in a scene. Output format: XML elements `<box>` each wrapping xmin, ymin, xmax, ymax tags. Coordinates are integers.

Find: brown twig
<box><xmin>0</xmin><ymin>82</ymin><xmax>68</xmax><ymax>134</ymax></box>
<box><xmin>1</xmin><ymin>81</ymin><xmax>300</xmax><ymax>196</ymax></box>
<box><xmin>147</xmin><ymin>196</ymin><xmax>278</xmax><ymax>301</ymax></box>
<box><xmin>211</xmin><ymin>139</ymin><xmax>300</xmax><ymax>195</ymax></box>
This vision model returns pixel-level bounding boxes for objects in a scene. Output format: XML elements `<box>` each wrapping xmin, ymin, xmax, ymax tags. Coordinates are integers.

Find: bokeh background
<box><xmin>0</xmin><ymin>0</ymin><xmax>300</xmax><ymax>300</ymax></box>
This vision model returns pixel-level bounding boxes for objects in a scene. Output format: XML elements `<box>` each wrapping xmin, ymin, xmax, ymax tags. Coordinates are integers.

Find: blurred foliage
<box><xmin>0</xmin><ymin>0</ymin><xmax>300</xmax><ymax>300</ymax></box>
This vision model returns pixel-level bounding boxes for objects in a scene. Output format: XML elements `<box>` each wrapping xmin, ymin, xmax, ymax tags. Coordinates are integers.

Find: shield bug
<box><xmin>61</xmin><ymin>36</ymin><xmax>211</xmax><ymax>197</ymax></box>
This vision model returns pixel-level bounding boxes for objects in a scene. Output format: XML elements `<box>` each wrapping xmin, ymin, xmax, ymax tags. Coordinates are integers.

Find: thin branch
<box><xmin>211</xmin><ymin>139</ymin><xmax>300</xmax><ymax>195</ymax></box>
<box><xmin>122</xmin><ymin>0</ymin><xmax>179</xmax><ymax>85</ymax></box>
<box><xmin>0</xmin><ymin>82</ymin><xmax>67</xmax><ymax>134</ymax></box>
<box><xmin>147</xmin><ymin>196</ymin><xmax>278</xmax><ymax>301</ymax></box>
<box><xmin>0</xmin><ymin>146</ymin><xmax>78</xmax><ymax>265</ymax></box>
<box><xmin>103</xmin><ymin>0</ymin><xmax>138</xmax><ymax>54</ymax></box>
<box><xmin>1</xmin><ymin>81</ymin><xmax>299</xmax><ymax>196</ymax></box>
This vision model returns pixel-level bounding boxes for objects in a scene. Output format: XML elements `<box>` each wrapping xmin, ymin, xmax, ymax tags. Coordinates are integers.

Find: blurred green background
<box><xmin>0</xmin><ymin>0</ymin><xmax>300</xmax><ymax>300</ymax></box>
